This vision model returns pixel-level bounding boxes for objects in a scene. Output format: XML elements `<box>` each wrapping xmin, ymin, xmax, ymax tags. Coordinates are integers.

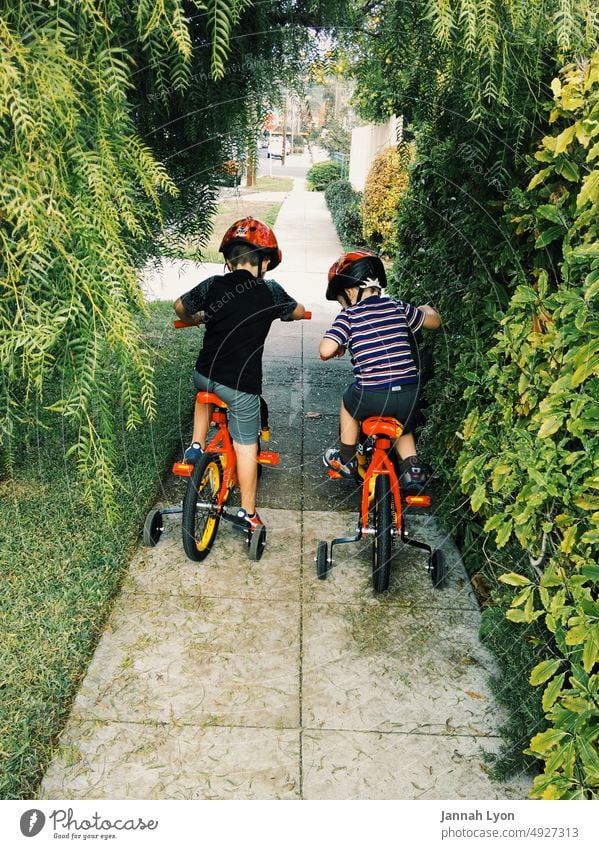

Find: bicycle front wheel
<box><xmin>182</xmin><ymin>453</ymin><xmax>223</xmax><ymax>561</ymax></box>
<box><xmin>372</xmin><ymin>473</ymin><xmax>393</xmax><ymax>593</ymax></box>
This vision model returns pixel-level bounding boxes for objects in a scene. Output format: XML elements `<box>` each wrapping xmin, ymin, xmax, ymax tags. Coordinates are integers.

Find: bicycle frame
<box><xmin>359</xmin><ymin>418</ymin><xmax>403</xmax><ymax>536</ymax></box>
<box><xmin>321</xmin><ymin>415</ymin><xmax>436</xmax><ymax>591</ymax></box>
<box><xmin>173</xmin><ymin>391</ymin><xmax>237</xmax><ymax>511</ymax></box>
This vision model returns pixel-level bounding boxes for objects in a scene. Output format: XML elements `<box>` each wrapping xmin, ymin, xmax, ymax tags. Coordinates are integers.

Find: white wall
<box><xmin>349</xmin><ymin>116</ymin><xmax>403</xmax><ymax>191</ymax></box>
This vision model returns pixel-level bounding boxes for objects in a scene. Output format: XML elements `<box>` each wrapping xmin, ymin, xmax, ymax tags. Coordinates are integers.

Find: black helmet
<box><xmin>326</xmin><ymin>250</ymin><xmax>387</xmax><ymax>301</ymax></box>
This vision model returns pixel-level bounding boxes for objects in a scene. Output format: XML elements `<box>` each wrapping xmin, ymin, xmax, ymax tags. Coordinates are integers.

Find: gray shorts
<box><xmin>193</xmin><ymin>371</ymin><xmax>260</xmax><ymax>445</ymax></box>
<box><xmin>342</xmin><ymin>382</ymin><xmax>420</xmax><ymax>434</ymax></box>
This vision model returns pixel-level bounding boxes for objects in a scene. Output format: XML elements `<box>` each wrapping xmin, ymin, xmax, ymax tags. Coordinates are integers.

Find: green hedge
<box><xmin>324</xmin><ymin>179</ymin><xmax>364</xmax><ymax>248</ymax></box>
<box><xmin>306</xmin><ymin>159</ymin><xmax>342</xmax><ymax>191</ymax></box>
<box><xmin>0</xmin><ymin>302</ymin><xmax>199</xmax><ymax>798</ymax></box>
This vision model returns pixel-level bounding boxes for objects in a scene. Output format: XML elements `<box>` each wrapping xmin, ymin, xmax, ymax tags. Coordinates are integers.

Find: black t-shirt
<box><xmin>180</xmin><ymin>269</ymin><xmax>297</xmax><ymax>395</ymax></box>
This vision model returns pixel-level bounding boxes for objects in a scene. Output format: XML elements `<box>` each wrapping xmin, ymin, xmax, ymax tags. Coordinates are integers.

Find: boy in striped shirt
<box><xmin>320</xmin><ymin>251</ymin><xmax>441</xmax><ymax>491</ymax></box>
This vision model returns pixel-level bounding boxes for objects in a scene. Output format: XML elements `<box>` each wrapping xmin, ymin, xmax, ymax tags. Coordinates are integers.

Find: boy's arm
<box><xmin>173</xmin><ymin>278</ymin><xmax>213</xmax><ymax>325</ymax></box>
<box><xmin>417</xmin><ymin>304</ymin><xmax>442</xmax><ymax>330</ymax></box>
<box><xmin>288</xmin><ymin>303</ymin><xmax>307</xmax><ymax>320</ymax></box>
<box><xmin>319</xmin><ymin>338</ymin><xmax>345</xmax><ymax>360</ymax></box>
<box><xmin>174</xmin><ymin>297</ymin><xmax>204</xmax><ymax>326</ymax></box>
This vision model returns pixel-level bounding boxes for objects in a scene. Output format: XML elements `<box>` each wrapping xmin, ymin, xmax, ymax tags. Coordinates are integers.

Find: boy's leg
<box><xmin>323</xmin><ymin>397</ymin><xmax>360</xmax><ymax>478</ymax></box>
<box><xmin>339</xmin><ymin>401</ymin><xmax>360</xmax><ymax>452</ymax></box>
<box><xmin>339</xmin><ymin>401</ymin><xmax>359</xmax><ymax>459</ymax></box>
<box><xmin>234</xmin><ymin>441</ymin><xmax>258</xmax><ymax>513</ymax></box>
<box><xmin>185</xmin><ymin>371</ymin><xmax>215</xmax><ymax>460</ymax></box>
<box><xmin>212</xmin><ymin>382</ymin><xmax>263</xmax><ymax>526</ymax></box>
<box><xmin>395</xmin><ymin>432</ymin><xmax>417</xmax><ymax>459</ymax></box>
<box><xmin>192</xmin><ymin>398</ymin><xmax>213</xmax><ymax>447</ymax></box>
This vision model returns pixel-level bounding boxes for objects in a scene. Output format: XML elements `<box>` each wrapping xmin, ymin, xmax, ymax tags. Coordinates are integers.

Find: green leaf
<box><xmin>535</xmin><ymin>224</ymin><xmax>565</xmax><ymax>248</ymax></box>
<box><xmin>529</xmin><ymin>728</ymin><xmax>567</xmax><ymax>754</ymax></box>
<box><xmin>576</xmin><ymin>169</ymin><xmax>599</xmax><ymax>209</ymax></box>
<box><xmin>538</xmin><ymin>414</ymin><xmax>563</xmax><ymax>438</ymax></box>
<box><xmin>470</xmin><ymin>483</ymin><xmax>486</xmax><ymax>513</ymax></box>
<box><xmin>557</xmin><ymin>158</ymin><xmax>580</xmax><ymax>182</ymax></box>
<box><xmin>582</xmin><ymin>626</ymin><xmax>599</xmax><ymax>673</ymax></box>
<box><xmin>499</xmin><ymin>572</ymin><xmax>532</xmax><ymax>587</ymax></box>
<box><xmin>553</xmin><ymin>125</ymin><xmax>576</xmax><ymax>154</ymax></box>
<box><xmin>542</xmin><ymin>672</ymin><xmax>565</xmax><ymax>711</ymax></box>
<box><xmin>565</xmin><ymin>624</ymin><xmax>589</xmax><ymax>645</ymax></box>
<box><xmin>496</xmin><ymin>518</ymin><xmax>513</xmax><ymax>548</ymax></box>
<box><xmin>528</xmin><ymin>168</ymin><xmax>552</xmax><ymax>190</ymax></box>
<box><xmin>536</xmin><ymin>204</ymin><xmax>564</xmax><ymax>223</ymax></box>
<box><xmin>506</xmin><ymin>609</ymin><xmax>529</xmax><ymax>623</ymax></box>
<box><xmin>530</xmin><ymin>658</ymin><xmax>562</xmax><ymax>686</ymax></box>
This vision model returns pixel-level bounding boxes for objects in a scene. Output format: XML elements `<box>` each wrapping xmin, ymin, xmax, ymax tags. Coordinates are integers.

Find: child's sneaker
<box><xmin>323</xmin><ymin>448</ymin><xmax>357</xmax><ymax>479</ymax></box>
<box><xmin>183</xmin><ymin>442</ymin><xmax>203</xmax><ymax>463</ymax></box>
<box><xmin>232</xmin><ymin>508</ymin><xmax>265</xmax><ymax>534</ymax></box>
<box><xmin>399</xmin><ymin>455</ymin><xmax>428</xmax><ymax>493</ymax></box>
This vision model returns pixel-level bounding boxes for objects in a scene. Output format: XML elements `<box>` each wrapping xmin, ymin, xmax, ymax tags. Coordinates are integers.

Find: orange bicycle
<box><xmin>316</xmin><ymin>416</ymin><xmax>448</xmax><ymax>593</ymax></box>
<box><xmin>143</xmin><ymin>312</ymin><xmax>311</xmax><ymax>562</ymax></box>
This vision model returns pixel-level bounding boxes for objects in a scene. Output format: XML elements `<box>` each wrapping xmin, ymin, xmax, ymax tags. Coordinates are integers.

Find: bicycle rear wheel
<box><xmin>182</xmin><ymin>453</ymin><xmax>222</xmax><ymax>561</ymax></box>
<box><xmin>372</xmin><ymin>473</ymin><xmax>393</xmax><ymax>593</ymax></box>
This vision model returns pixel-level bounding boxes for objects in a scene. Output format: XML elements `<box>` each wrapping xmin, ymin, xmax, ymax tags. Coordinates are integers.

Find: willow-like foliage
<box><xmin>1</xmin><ymin>0</ymin><xmax>351</xmax><ymax>515</ymax></box>
<box><xmin>0</xmin><ymin>5</ymin><xmax>182</xmax><ymax>516</ymax></box>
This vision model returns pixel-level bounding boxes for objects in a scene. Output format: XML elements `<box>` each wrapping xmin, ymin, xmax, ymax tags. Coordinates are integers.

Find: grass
<box><xmin>0</xmin><ymin>302</ymin><xmax>199</xmax><ymax>798</ymax></box>
<box><xmin>252</xmin><ymin>175</ymin><xmax>293</xmax><ymax>192</ymax></box>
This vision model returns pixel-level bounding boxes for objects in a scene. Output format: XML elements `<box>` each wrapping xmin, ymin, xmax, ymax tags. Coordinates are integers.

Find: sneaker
<box><xmin>183</xmin><ymin>442</ymin><xmax>203</xmax><ymax>463</ymax></box>
<box><xmin>399</xmin><ymin>455</ymin><xmax>428</xmax><ymax>494</ymax></box>
<box><xmin>323</xmin><ymin>447</ymin><xmax>357</xmax><ymax>479</ymax></box>
<box><xmin>232</xmin><ymin>508</ymin><xmax>265</xmax><ymax>534</ymax></box>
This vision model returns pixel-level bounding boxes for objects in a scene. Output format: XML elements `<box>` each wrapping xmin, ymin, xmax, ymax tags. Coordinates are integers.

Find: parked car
<box><xmin>267</xmin><ymin>133</ymin><xmax>292</xmax><ymax>159</ymax></box>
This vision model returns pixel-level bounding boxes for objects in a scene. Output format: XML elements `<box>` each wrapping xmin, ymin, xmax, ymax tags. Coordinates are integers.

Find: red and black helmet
<box><xmin>326</xmin><ymin>250</ymin><xmax>387</xmax><ymax>301</ymax></box>
<box><xmin>219</xmin><ymin>217</ymin><xmax>282</xmax><ymax>270</ymax></box>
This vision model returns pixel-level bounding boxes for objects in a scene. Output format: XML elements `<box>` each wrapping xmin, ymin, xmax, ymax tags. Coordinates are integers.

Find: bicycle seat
<box><xmin>196</xmin><ymin>391</ymin><xmax>227</xmax><ymax>408</ymax></box>
<box><xmin>361</xmin><ymin>416</ymin><xmax>403</xmax><ymax>439</ymax></box>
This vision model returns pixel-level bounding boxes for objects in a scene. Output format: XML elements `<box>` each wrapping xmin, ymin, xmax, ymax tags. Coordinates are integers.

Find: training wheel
<box><xmin>143</xmin><ymin>509</ymin><xmax>163</xmax><ymax>547</ymax></box>
<box><xmin>431</xmin><ymin>549</ymin><xmax>448</xmax><ymax>589</ymax></box>
<box><xmin>249</xmin><ymin>524</ymin><xmax>267</xmax><ymax>561</ymax></box>
<box><xmin>315</xmin><ymin>540</ymin><xmax>329</xmax><ymax>580</ymax></box>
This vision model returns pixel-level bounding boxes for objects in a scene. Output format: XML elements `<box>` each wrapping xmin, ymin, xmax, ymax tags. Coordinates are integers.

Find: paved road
<box><xmin>40</xmin><ymin>181</ymin><xmax>531</xmax><ymax>800</ymax></box>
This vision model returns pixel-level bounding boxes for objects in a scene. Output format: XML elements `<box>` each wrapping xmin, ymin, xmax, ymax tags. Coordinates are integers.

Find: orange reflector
<box><xmin>327</xmin><ymin>469</ymin><xmax>342</xmax><ymax>479</ymax></box>
<box><xmin>258</xmin><ymin>451</ymin><xmax>279</xmax><ymax>466</ymax></box>
<box><xmin>405</xmin><ymin>494</ymin><xmax>431</xmax><ymax>507</ymax></box>
<box><xmin>172</xmin><ymin>462</ymin><xmax>193</xmax><ymax>477</ymax></box>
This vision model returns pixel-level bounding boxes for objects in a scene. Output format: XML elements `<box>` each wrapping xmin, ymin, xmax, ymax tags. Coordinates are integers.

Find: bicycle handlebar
<box><xmin>174</xmin><ymin>310</ymin><xmax>312</xmax><ymax>328</ymax></box>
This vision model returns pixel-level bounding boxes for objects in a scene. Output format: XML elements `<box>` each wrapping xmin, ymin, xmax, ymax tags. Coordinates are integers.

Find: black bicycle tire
<box><xmin>143</xmin><ymin>509</ymin><xmax>163</xmax><ymax>547</ymax></box>
<box><xmin>372</xmin><ymin>473</ymin><xmax>393</xmax><ymax>593</ymax></box>
<box><xmin>431</xmin><ymin>548</ymin><xmax>449</xmax><ymax>589</ymax></box>
<box><xmin>248</xmin><ymin>524</ymin><xmax>266</xmax><ymax>561</ymax></box>
<box><xmin>316</xmin><ymin>540</ymin><xmax>328</xmax><ymax>580</ymax></box>
<box><xmin>182</xmin><ymin>453</ymin><xmax>222</xmax><ymax>561</ymax></box>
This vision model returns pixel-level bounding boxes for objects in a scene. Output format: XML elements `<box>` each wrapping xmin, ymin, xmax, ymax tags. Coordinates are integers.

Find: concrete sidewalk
<box><xmin>40</xmin><ymin>186</ymin><xmax>531</xmax><ymax>800</ymax></box>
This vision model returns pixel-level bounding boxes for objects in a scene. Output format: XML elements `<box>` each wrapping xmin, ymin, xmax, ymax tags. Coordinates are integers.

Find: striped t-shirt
<box><xmin>323</xmin><ymin>295</ymin><xmax>425</xmax><ymax>390</ymax></box>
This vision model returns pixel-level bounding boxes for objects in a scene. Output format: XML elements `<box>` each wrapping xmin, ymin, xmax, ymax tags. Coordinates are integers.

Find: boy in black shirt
<box><xmin>174</xmin><ymin>217</ymin><xmax>306</xmax><ymax>533</ymax></box>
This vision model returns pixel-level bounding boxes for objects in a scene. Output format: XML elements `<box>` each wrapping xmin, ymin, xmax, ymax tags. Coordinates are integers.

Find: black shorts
<box><xmin>342</xmin><ymin>382</ymin><xmax>420</xmax><ymax>434</ymax></box>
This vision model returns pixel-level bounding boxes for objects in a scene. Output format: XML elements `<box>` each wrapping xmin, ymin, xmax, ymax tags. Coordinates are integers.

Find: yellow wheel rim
<box><xmin>194</xmin><ymin>462</ymin><xmax>220</xmax><ymax>551</ymax></box>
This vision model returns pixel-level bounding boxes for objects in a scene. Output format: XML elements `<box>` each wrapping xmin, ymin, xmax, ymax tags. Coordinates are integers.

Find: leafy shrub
<box><xmin>319</xmin><ymin>120</ymin><xmax>351</xmax><ymax>156</ymax></box>
<box><xmin>362</xmin><ymin>145</ymin><xmax>413</xmax><ymax>253</ymax></box>
<box><xmin>458</xmin><ymin>54</ymin><xmax>599</xmax><ymax>800</ymax></box>
<box><xmin>306</xmin><ymin>159</ymin><xmax>342</xmax><ymax>191</ymax></box>
<box><xmin>324</xmin><ymin>179</ymin><xmax>364</xmax><ymax>248</ymax></box>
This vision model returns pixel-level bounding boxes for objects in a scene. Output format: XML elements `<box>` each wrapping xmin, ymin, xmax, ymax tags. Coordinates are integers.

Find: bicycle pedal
<box><xmin>172</xmin><ymin>462</ymin><xmax>193</xmax><ymax>477</ymax></box>
<box><xmin>404</xmin><ymin>494</ymin><xmax>431</xmax><ymax>508</ymax></box>
<box><xmin>327</xmin><ymin>469</ymin><xmax>342</xmax><ymax>479</ymax></box>
<box><xmin>258</xmin><ymin>450</ymin><xmax>279</xmax><ymax>465</ymax></box>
